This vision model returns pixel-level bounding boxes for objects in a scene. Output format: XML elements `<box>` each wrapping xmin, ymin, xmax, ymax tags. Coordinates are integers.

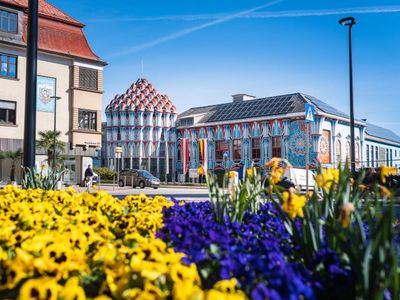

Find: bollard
<box><xmin>124</xmin><ymin>176</ymin><xmax>126</xmax><ymax>188</ymax></box>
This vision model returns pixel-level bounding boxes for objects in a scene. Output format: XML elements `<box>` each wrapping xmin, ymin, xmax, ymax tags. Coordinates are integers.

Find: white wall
<box><xmin>364</xmin><ymin>139</ymin><xmax>400</xmax><ymax>168</ymax></box>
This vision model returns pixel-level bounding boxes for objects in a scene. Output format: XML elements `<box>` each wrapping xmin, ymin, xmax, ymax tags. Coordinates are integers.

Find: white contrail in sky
<box><xmin>91</xmin><ymin>5</ymin><xmax>400</xmax><ymax>23</ymax></box>
<box><xmin>106</xmin><ymin>0</ymin><xmax>284</xmax><ymax>59</ymax></box>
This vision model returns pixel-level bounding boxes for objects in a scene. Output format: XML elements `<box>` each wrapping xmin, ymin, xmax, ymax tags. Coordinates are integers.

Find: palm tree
<box><xmin>36</xmin><ymin>130</ymin><xmax>66</xmax><ymax>168</ymax></box>
<box><xmin>0</xmin><ymin>149</ymin><xmax>23</xmax><ymax>182</ymax></box>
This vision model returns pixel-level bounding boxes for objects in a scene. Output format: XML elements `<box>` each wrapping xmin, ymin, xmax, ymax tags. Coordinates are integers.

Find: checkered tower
<box><xmin>105</xmin><ymin>79</ymin><xmax>177</xmax><ymax>176</ymax></box>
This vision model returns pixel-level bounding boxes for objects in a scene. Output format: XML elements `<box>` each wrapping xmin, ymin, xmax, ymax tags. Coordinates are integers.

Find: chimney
<box><xmin>232</xmin><ymin>94</ymin><xmax>256</xmax><ymax>102</ymax></box>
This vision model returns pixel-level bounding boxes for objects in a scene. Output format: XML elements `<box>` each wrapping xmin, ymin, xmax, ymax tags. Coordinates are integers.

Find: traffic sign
<box><xmin>305</xmin><ymin>103</ymin><xmax>315</xmax><ymax>123</ymax></box>
<box><xmin>116</xmin><ymin>146</ymin><xmax>123</xmax><ymax>153</ymax></box>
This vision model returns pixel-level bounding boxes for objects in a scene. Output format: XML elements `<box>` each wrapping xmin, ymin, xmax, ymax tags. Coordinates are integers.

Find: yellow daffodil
<box><xmin>380</xmin><ymin>186</ymin><xmax>392</xmax><ymax>198</ymax></box>
<box><xmin>246</xmin><ymin>167</ymin><xmax>255</xmax><ymax>178</ymax></box>
<box><xmin>380</xmin><ymin>166</ymin><xmax>397</xmax><ymax>183</ymax></box>
<box><xmin>282</xmin><ymin>191</ymin><xmax>306</xmax><ymax>219</ymax></box>
<box><xmin>265</xmin><ymin>157</ymin><xmax>280</xmax><ymax>169</ymax></box>
<box><xmin>315</xmin><ymin>168</ymin><xmax>339</xmax><ymax>192</ymax></box>
<box><xmin>265</xmin><ymin>158</ymin><xmax>286</xmax><ymax>184</ymax></box>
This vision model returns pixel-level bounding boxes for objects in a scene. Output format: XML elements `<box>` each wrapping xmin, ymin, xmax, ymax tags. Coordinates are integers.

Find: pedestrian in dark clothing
<box><xmin>84</xmin><ymin>164</ymin><xmax>94</xmax><ymax>191</ymax></box>
<box><xmin>85</xmin><ymin>164</ymin><xmax>94</xmax><ymax>178</ymax></box>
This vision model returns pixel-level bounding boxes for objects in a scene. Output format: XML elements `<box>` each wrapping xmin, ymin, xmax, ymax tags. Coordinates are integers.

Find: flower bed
<box><xmin>0</xmin><ymin>186</ymin><xmax>244</xmax><ymax>299</ymax></box>
<box><xmin>1</xmin><ymin>163</ymin><xmax>399</xmax><ymax>299</ymax></box>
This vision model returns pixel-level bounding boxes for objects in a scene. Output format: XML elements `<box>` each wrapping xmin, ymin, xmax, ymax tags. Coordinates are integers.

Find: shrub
<box><xmin>93</xmin><ymin>167</ymin><xmax>117</xmax><ymax>181</ymax></box>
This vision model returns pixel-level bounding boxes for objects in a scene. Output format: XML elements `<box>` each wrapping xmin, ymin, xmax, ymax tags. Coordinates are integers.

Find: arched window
<box><xmin>345</xmin><ymin>141</ymin><xmax>350</xmax><ymax>162</ymax></box>
<box><xmin>355</xmin><ymin>142</ymin><xmax>360</xmax><ymax>168</ymax></box>
<box><xmin>336</xmin><ymin>140</ymin><xmax>342</xmax><ymax>164</ymax></box>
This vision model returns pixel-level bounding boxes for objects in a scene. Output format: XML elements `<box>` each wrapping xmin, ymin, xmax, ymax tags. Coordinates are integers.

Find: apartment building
<box><xmin>0</xmin><ymin>0</ymin><xmax>106</xmax><ymax>183</ymax></box>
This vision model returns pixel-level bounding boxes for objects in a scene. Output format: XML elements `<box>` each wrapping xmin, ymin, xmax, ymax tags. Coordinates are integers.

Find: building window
<box><xmin>366</xmin><ymin>145</ymin><xmax>370</xmax><ymax>167</ymax></box>
<box><xmin>216</xmin><ymin>140</ymin><xmax>229</xmax><ymax>161</ymax></box>
<box><xmin>386</xmin><ymin>149</ymin><xmax>389</xmax><ymax>166</ymax></box>
<box><xmin>0</xmin><ymin>53</ymin><xmax>17</xmax><ymax>78</ymax></box>
<box><xmin>233</xmin><ymin>139</ymin><xmax>241</xmax><ymax>161</ymax></box>
<box><xmin>336</xmin><ymin>140</ymin><xmax>342</xmax><ymax>163</ymax></box>
<box><xmin>272</xmin><ymin>136</ymin><xmax>281</xmax><ymax>158</ymax></box>
<box><xmin>78</xmin><ymin>110</ymin><xmax>97</xmax><ymax>130</ymax></box>
<box><xmin>159</xmin><ymin>142</ymin><xmax>166</xmax><ymax>158</ymax></box>
<box><xmin>345</xmin><ymin>141</ymin><xmax>350</xmax><ymax>162</ymax></box>
<box><xmin>178</xmin><ymin>117</ymin><xmax>193</xmax><ymax>127</ymax></box>
<box><xmin>375</xmin><ymin>146</ymin><xmax>378</xmax><ymax>167</ymax></box>
<box><xmin>0</xmin><ymin>9</ymin><xmax>17</xmax><ymax>33</ymax></box>
<box><xmin>371</xmin><ymin>146</ymin><xmax>374</xmax><ymax>167</ymax></box>
<box><xmin>251</xmin><ymin>138</ymin><xmax>261</xmax><ymax>161</ymax></box>
<box><xmin>390</xmin><ymin>149</ymin><xmax>393</xmax><ymax>166</ymax></box>
<box><xmin>0</xmin><ymin>100</ymin><xmax>16</xmax><ymax>125</ymax></box>
<box><xmin>79</xmin><ymin>67</ymin><xmax>98</xmax><ymax>90</ymax></box>
<box><xmin>355</xmin><ymin>142</ymin><xmax>360</xmax><ymax>168</ymax></box>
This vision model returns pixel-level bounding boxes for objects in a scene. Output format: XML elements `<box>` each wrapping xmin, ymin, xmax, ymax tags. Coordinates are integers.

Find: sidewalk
<box><xmin>96</xmin><ymin>182</ymin><xmax>208</xmax><ymax>189</ymax></box>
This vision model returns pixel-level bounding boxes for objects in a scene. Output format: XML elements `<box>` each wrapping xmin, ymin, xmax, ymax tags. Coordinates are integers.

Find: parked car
<box><xmin>118</xmin><ymin>169</ymin><xmax>160</xmax><ymax>189</ymax></box>
<box><xmin>284</xmin><ymin>168</ymin><xmax>316</xmax><ymax>192</ymax></box>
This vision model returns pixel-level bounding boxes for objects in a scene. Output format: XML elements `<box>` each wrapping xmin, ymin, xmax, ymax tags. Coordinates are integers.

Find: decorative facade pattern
<box><xmin>103</xmin><ymin>90</ymin><xmax>400</xmax><ymax>181</ymax></box>
<box><xmin>105</xmin><ymin>79</ymin><xmax>177</xmax><ymax>177</ymax></box>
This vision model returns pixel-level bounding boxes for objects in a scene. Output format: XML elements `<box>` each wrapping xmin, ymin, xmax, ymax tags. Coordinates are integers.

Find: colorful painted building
<box><xmin>176</xmin><ymin>93</ymin><xmax>400</xmax><ymax>178</ymax></box>
<box><xmin>103</xmin><ymin>82</ymin><xmax>400</xmax><ymax>181</ymax></box>
<box><xmin>105</xmin><ymin>79</ymin><xmax>178</xmax><ymax>179</ymax></box>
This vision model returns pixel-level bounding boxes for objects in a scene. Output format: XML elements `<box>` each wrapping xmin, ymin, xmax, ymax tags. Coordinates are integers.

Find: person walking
<box><xmin>84</xmin><ymin>164</ymin><xmax>94</xmax><ymax>192</ymax></box>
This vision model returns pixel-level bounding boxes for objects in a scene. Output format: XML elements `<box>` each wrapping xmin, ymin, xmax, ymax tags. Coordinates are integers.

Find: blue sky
<box><xmin>52</xmin><ymin>0</ymin><xmax>400</xmax><ymax>134</ymax></box>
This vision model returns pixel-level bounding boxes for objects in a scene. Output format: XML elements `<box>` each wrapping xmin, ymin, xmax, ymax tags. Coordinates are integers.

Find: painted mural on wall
<box><xmin>288</xmin><ymin>120</ymin><xmax>317</xmax><ymax>167</ymax></box>
<box><xmin>319</xmin><ymin>130</ymin><xmax>331</xmax><ymax>164</ymax></box>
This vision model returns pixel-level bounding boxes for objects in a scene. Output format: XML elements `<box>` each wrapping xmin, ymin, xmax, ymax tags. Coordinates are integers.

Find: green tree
<box><xmin>0</xmin><ymin>148</ymin><xmax>23</xmax><ymax>182</ymax></box>
<box><xmin>36</xmin><ymin>130</ymin><xmax>66</xmax><ymax>168</ymax></box>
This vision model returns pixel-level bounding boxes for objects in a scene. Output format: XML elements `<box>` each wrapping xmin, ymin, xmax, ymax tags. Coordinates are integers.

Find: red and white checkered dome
<box><xmin>106</xmin><ymin>78</ymin><xmax>176</xmax><ymax>114</ymax></box>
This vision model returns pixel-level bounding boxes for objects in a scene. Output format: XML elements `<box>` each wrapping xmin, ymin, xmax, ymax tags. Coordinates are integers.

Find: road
<box><xmin>103</xmin><ymin>186</ymin><xmax>210</xmax><ymax>202</ymax></box>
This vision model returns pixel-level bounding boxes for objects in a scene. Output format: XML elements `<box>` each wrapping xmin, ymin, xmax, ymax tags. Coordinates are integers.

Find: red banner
<box><xmin>182</xmin><ymin>138</ymin><xmax>189</xmax><ymax>175</ymax></box>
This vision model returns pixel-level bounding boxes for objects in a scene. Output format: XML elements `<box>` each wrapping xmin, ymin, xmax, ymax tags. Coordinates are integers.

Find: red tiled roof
<box><xmin>0</xmin><ymin>0</ymin><xmax>103</xmax><ymax>62</ymax></box>
<box><xmin>23</xmin><ymin>16</ymin><xmax>102</xmax><ymax>62</ymax></box>
<box><xmin>1</xmin><ymin>0</ymin><xmax>83</xmax><ymax>26</ymax></box>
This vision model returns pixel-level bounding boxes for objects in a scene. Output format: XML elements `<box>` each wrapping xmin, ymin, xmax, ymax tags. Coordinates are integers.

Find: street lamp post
<box><xmin>339</xmin><ymin>16</ymin><xmax>357</xmax><ymax>174</ymax></box>
<box><xmin>23</xmin><ymin>0</ymin><xmax>39</xmax><ymax>168</ymax></box>
<box><xmin>50</xmin><ymin>96</ymin><xmax>61</xmax><ymax>169</ymax></box>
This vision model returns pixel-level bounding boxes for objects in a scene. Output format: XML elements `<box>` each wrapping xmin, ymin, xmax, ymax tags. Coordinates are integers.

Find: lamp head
<box><xmin>339</xmin><ymin>17</ymin><xmax>356</xmax><ymax>26</ymax></box>
<box><xmin>50</xmin><ymin>96</ymin><xmax>61</xmax><ymax>100</ymax></box>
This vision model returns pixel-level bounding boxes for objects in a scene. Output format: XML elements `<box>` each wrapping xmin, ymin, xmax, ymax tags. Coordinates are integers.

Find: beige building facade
<box><xmin>0</xmin><ymin>0</ymin><xmax>106</xmax><ymax>184</ymax></box>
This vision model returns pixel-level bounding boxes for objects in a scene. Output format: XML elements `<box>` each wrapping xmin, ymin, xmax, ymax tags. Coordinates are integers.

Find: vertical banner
<box><xmin>182</xmin><ymin>138</ymin><xmax>189</xmax><ymax>175</ymax></box>
<box><xmin>165</xmin><ymin>142</ymin><xmax>170</xmax><ymax>175</ymax></box>
<box><xmin>203</xmin><ymin>139</ymin><xmax>208</xmax><ymax>171</ymax></box>
<box><xmin>37</xmin><ymin>76</ymin><xmax>56</xmax><ymax>112</ymax></box>
<box><xmin>198</xmin><ymin>138</ymin><xmax>208</xmax><ymax>171</ymax></box>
